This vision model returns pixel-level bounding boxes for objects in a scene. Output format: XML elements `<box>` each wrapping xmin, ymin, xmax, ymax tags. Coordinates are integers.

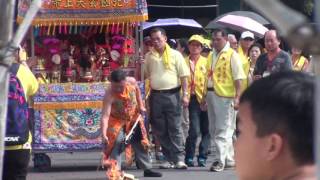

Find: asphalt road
<box><xmin>27</xmin><ymin>152</ymin><xmax>237</xmax><ymax>180</ymax></box>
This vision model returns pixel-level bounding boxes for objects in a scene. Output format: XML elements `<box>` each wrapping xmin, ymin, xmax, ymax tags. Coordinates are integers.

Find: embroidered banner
<box><xmin>32</xmin><ymin>82</ymin><xmax>145</xmax><ymax>151</ymax></box>
<box><xmin>17</xmin><ymin>0</ymin><xmax>148</xmax><ymax>26</ymax></box>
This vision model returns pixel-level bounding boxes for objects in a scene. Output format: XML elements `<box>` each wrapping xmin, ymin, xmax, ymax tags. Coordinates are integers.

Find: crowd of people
<box><xmin>115</xmin><ymin>26</ymin><xmax>315</xmax><ymax>179</ymax></box>
<box><xmin>3</xmin><ymin>25</ymin><xmax>316</xmax><ymax>180</ymax></box>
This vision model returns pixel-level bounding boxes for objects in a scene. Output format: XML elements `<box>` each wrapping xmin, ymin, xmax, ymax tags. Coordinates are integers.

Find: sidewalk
<box><xmin>28</xmin><ymin>151</ymin><xmax>237</xmax><ymax>180</ymax></box>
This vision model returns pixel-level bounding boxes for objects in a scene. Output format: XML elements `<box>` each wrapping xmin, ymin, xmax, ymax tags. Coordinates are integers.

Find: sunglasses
<box><xmin>243</xmin><ymin>38</ymin><xmax>254</xmax><ymax>41</ymax></box>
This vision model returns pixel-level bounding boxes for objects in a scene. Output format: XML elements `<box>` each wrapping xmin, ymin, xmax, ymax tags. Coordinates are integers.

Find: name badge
<box><xmin>263</xmin><ymin>71</ymin><xmax>271</xmax><ymax>77</ymax></box>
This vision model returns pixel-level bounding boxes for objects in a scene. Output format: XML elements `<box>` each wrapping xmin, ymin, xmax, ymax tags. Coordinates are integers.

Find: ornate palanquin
<box><xmin>32</xmin><ymin>82</ymin><xmax>144</xmax><ymax>151</ymax></box>
<box><xmin>17</xmin><ymin>0</ymin><xmax>148</xmax><ymax>26</ymax></box>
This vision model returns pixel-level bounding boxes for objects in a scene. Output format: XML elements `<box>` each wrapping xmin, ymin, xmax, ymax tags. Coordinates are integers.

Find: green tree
<box><xmin>280</xmin><ymin>0</ymin><xmax>314</xmax><ymax>16</ymax></box>
<box><xmin>304</xmin><ymin>0</ymin><xmax>314</xmax><ymax>15</ymax></box>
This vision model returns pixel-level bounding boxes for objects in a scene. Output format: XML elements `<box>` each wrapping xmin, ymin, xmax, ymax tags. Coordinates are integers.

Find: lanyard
<box><xmin>208</xmin><ymin>52</ymin><xmax>216</xmax><ymax>78</ymax></box>
<box><xmin>189</xmin><ymin>57</ymin><xmax>199</xmax><ymax>92</ymax></box>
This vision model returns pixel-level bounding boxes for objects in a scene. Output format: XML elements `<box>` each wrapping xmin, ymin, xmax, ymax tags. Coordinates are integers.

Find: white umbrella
<box><xmin>142</xmin><ymin>18</ymin><xmax>206</xmax><ymax>38</ymax></box>
<box><xmin>216</xmin><ymin>14</ymin><xmax>269</xmax><ymax>38</ymax></box>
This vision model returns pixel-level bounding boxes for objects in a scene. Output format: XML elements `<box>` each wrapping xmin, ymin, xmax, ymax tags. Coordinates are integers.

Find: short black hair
<box><xmin>168</xmin><ymin>39</ymin><xmax>177</xmax><ymax>49</ymax></box>
<box><xmin>177</xmin><ymin>38</ymin><xmax>190</xmax><ymax>55</ymax></box>
<box><xmin>202</xmin><ymin>47</ymin><xmax>211</xmax><ymax>53</ymax></box>
<box><xmin>110</xmin><ymin>69</ymin><xmax>126</xmax><ymax>83</ymax></box>
<box><xmin>150</xmin><ymin>27</ymin><xmax>167</xmax><ymax>37</ymax></box>
<box><xmin>240</xmin><ymin>71</ymin><xmax>314</xmax><ymax>165</ymax></box>
<box><xmin>265</xmin><ymin>29</ymin><xmax>281</xmax><ymax>41</ymax></box>
<box><xmin>212</xmin><ymin>28</ymin><xmax>228</xmax><ymax>37</ymax></box>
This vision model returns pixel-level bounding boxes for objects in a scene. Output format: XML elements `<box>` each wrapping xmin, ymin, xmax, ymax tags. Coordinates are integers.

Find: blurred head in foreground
<box><xmin>235</xmin><ymin>71</ymin><xmax>315</xmax><ymax>180</ymax></box>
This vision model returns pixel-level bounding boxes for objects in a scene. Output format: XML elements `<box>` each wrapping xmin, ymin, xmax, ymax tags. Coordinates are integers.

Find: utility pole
<box><xmin>180</xmin><ymin>0</ymin><xmax>184</xmax><ymax>18</ymax></box>
<box><xmin>0</xmin><ymin>0</ymin><xmax>17</xmax><ymax>178</ymax></box>
<box><xmin>216</xmin><ymin>0</ymin><xmax>220</xmax><ymax>16</ymax></box>
<box><xmin>0</xmin><ymin>0</ymin><xmax>42</xmax><ymax>177</ymax></box>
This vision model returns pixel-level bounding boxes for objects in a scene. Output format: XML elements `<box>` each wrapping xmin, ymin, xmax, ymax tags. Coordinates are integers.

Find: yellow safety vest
<box><xmin>237</xmin><ymin>46</ymin><xmax>250</xmax><ymax>91</ymax></box>
<box><xmin>185</xmin><ymin>56</ymin><xmax>208</xmax><ymax>103</ymax></box>
<box><xmin>212</xmin><ymin>48</ymin><xmax>236</xmax><ymax>98</ymax></box>
<box><xmin>293</xmin><ymin>56</ymin><xmax>308</xmax><ymax>71</ymax></box>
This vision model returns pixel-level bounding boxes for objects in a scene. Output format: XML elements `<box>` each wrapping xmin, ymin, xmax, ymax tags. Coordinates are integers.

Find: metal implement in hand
<box><xmin>124</xmin><ymin>114</ymin><xmax>142</xmax><ymax>145</ymax></box>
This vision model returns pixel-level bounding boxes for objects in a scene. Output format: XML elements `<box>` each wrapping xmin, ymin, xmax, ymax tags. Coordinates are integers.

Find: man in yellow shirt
<box><xmin>3</xmin><ymin>51</ymin><xmax>39</xmax><ymax>180</ymax></box>
<box><xmin>184</xmin><ymin>35</ymin><xmax>210</xmax><ymax>167</ymax></box>
<box><xmin>145</xmin><ymin>27</ymin><xmax>190</xmax><ymax>169</ymax></box>
<box><xmin>206</xmin><ymin>29</ymin><xmax>245</xmax><ymax>172</ymax></box>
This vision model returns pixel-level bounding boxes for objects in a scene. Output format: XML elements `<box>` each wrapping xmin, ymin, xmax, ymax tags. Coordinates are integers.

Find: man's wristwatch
<box><xmin>183</xmin><ymin>91</ymin><xmax>189</xmax><ymax>96</ymax></box>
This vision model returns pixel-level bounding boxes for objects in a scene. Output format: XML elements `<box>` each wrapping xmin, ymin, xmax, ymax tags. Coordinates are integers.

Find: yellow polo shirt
<box><xmin>145</xmin><ymin>48</ymin><xmax>190</xmax><ymax>90</ymax></box>
<box><xmin>6</xmin><ymin>64</ymin><xmax>39</xmax><ymax>150</ymax></box>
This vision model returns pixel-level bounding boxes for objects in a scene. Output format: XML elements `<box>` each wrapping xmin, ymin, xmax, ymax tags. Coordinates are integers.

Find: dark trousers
<box><xmin>150</xmin><ymin>90</ymin><xmax>185</xmax><ymax>163</ymax></box>
<box><xmin>185</xmin><ymin>95</ymin><xmax>210</xmax><ymax>160</ymax></box>
<box><xmin>3</xmin><ymin>149</ymin><xmax>30</xmax><ymax>180</ymax></box>
<box><xmin>110</xmin><ymin>126</ymin><xmax>152</xmax><ymax>170</ymax></box>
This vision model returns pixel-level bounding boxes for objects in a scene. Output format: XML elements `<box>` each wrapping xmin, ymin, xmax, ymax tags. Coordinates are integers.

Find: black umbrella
<box><xmin>142</xmin><ymin>18</ymin><xmax>208</xmax><ymax>39</ymax></box>
<box><xmin>206</xmin><ymin>11</ymin><xmax>270</xmax><ymax>30</ymax></box>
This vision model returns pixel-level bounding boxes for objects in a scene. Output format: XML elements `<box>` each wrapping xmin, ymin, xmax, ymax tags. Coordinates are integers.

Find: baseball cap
<box><xmin>241</xmin><ymin>31</ymin><xmax>254</xmax><ymax>40</ymax></box>
<box><xmin>188</xmin><ymin>35</ymin><xmax>205</xmax><ymax>45</ymax></box>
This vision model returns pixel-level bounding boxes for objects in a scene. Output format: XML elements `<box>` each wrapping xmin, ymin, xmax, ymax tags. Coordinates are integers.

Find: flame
<box><xmin>104</xmin><ymin>159</ymin><xmax>122</xmax><ymax>180</ymax></box>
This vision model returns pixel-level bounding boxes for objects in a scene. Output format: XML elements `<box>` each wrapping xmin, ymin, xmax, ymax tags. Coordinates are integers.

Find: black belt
<box><xmin>207</xmin><ymin>87</ymin><xmax>214</xmax><ymax>91</ymax></box>
<box><xmin>151</xmin><ymin>86</ymin><xmax>181</xmax><ymax>94</ymax></box>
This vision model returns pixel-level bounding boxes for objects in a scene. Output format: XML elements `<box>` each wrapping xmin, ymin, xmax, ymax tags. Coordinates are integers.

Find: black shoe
<box><xmin>210</xmin><ymin>161</ymin><xmax>224</xmax><ymax>172</ymax></box>
<box><xmin>144</xmin><ymin>169</ymin><xmax>163</xmax><ymax>177</ymax></box>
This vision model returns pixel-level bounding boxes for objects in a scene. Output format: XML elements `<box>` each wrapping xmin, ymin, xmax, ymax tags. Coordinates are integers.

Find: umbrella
<box><xmin>216</xmin><ymin>15</ymin><xmax>269</xmax><ymax>38</ymax></box>
<box><xmin>206</xmin><ymin>10</ymin><xmax>270</xmax><ymax>30</ymax></box>
<box><xmin>142</xmin><ymin>18</ymin><xmax>207</xmax><ymax>38</ymax></box>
